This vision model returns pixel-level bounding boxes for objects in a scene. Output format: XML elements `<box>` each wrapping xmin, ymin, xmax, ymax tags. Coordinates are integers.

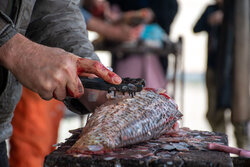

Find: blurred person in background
<box><xmin>80</xmin><ymin>6</ymin><xmax>143</xmax><ymax>42</ymax></box>
<box><xmin>193</xmin><ymin>0</ymin><xmax>224</xmax><ymax>133</ymax></box>
<box><xmin>83</xmin><ymin>0</ymin><xmax>178</xmax><ymax>88</ymax></box>
<box><xmin>107</xmin><ymin>0</ymin><xmax>178</xmax><ymax>79</ymax></box>
<box><xmin>193</xmin><ymin>0</ymin><xmax>250</xmax><ymax>149</ymax></box>
<box><xmin>218</xmin><ymin>0</ymin><xmax>250</xmax><ymax>149</ymax></box>
<box><xmin>106</xmin><ymin>0</ymin><xmax>178</xmax><ymax>35</ymax></box>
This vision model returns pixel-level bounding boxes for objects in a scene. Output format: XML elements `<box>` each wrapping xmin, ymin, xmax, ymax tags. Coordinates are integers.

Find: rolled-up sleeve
<box><xmin>26</xmin><ymin>0</ymin><xmax>99</xmax><ymax>60</ymax></box>
<box><xmin>0</xmin><ymin>11</ymin><xmax>17</xmax><ymax>47</ymax></box>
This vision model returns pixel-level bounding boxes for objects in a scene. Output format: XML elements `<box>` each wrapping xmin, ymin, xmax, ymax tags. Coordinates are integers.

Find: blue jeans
<box><xmin>0</xmin><ymin>141</ymin><xmax>9</xmax><ymax>167</ymax></box>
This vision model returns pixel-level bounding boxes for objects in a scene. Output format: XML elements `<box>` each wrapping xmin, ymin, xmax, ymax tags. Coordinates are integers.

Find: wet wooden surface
<box><xmin>45</xmin><ymin>128</ymin><xmax>233</xmax><ymax>167</ymax></box>
<box><xmin>232</xmin><ymin>157</ymin><xmax>250</xmax><ymax>167</ymax></box>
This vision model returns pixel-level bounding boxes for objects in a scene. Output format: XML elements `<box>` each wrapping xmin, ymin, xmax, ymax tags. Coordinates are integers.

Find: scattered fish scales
<box><xmin>68</xmin><ymin>89</ymin><xmax>182</xmax><ymax>154</ymax></box>
<box><xmin>104</xmin><ymin>157</ymin><xmax>115</xmax><ymax>161</ymax></box>
<box><xmin>156</xmin><ymin>151</ymin><xmax>171</xmax><ymax>158</ymax></box>
<box><xmin>194</xmin><ymin>135</ymin><xmax>205</xmax><ymax>140</ymax></box>
<box><xmin>45</xmin><ymin>127</ymin><xmax>232</xmax><ymax>167</ymax></box>
<box><xmin>178</xmin><ymin>142</ymin><xmax>190</xmax><ymax>147</ymax></box>
<box><xmin>171</xmin><ymin>143</ymin><xmax>189</xmax><ymax>151</ymax></box>
<box><xmin>161</xmin><ymin>144</ymin><xmax>175</xmax><ymax>151</ymax></box>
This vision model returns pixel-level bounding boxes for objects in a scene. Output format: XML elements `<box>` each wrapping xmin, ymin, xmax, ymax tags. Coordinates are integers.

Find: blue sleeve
<box><xmin>80</xmin><ymin>8</ymin><xmax>92</xmax><ymax>24</ymax></box>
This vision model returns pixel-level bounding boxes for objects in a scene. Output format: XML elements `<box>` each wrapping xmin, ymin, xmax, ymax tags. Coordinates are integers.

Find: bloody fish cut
<box><xmin>67</xmin><ymin>89</ymin><xmax>182</xmax><ymax>154</ymax></box>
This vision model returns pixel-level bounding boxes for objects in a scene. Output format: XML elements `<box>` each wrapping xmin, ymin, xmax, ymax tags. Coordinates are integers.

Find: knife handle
<box><xmin>79</xmin><ymin>77</ymin><xmax>112</xmax><ymax>91</ymax></box>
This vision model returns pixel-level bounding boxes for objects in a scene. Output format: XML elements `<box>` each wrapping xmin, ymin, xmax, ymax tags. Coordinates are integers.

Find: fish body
<box><xmin>68</xmin><ymin>89</ymin><xmax>182</xmax><ymax>154</ymax></box>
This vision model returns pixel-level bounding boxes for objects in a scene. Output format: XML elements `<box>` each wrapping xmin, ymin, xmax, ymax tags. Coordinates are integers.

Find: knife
<box><xmin>79</xmin><ymin>76</ymin><xmax>145</xmax><ymax>96</ymax></box>
<box><xmin>63</xmin><ymin>77</ymin><xmax>145</xmax><ymax>115</ymax></box>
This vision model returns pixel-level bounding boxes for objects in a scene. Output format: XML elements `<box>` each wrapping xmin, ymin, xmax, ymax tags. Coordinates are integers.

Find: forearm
<box><xmin>0</xmin><ymin>30</ymin><xmax>121</xmax><ymax>101</ymax></box>
<box><xmin>87</xmin><ymin>17</ymin><xmax>116</xmax><ymax>38</ymax></box>
<box><xmin>0</xmin><ymin>33</ymin><xmax>31</xmax><ymax>70</ymax></box>
<box><xmin>87</xmin><ymin>17</ymin><xmax>135</xmax><ymax>42</ymax></box>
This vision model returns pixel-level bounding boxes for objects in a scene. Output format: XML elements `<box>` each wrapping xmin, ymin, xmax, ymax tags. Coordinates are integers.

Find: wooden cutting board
<box><xmin>44</xmin><ymin>128</ymin><xmax>233</xmax><ymax>167</ymax></box>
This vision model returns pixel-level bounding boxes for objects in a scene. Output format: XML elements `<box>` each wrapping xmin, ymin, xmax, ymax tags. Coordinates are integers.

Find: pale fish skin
<box><xmin>68</xmin><ymin>89</ymin><xmax>183</xmax><ymax>154</ymax></box>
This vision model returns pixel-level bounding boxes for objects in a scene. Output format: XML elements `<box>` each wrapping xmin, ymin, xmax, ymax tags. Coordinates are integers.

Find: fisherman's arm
<box><xmin>24</xmin><ymin>0</ymin><xmax>121</xmax><ymax>112</ymax></box>
<box><xmin>0</xmin><ymin>1</ymin><xmax>121</xmax><ymax>101</ymax></box>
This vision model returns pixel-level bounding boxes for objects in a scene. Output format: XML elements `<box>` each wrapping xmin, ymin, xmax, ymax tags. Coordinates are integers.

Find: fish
<box><xmin>67</xmin><ymin>88</ymin><xmax>182</xmax><ymax>154</ymax></box>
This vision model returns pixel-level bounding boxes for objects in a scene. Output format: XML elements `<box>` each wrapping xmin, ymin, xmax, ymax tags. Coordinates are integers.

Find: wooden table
<box><xmin>44</xmin><ymin>128</ymin><xmax>233</xmax><ymax>167</ymax></box>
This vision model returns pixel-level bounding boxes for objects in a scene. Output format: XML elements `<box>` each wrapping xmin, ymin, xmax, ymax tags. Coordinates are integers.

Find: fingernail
<box><xmin>67</xmin><ymin>88</ymin><xmax>75</xmax><ymax>97</ymax></box>
<box><xmin>113</xmin><ymin>76</ymin><xmax>122</xmax><ymax>84</ymax></box>
<box><xmin>78</xmin><ymin>84</ymin><xmax>83</xmax><ymax>93</ymax></box>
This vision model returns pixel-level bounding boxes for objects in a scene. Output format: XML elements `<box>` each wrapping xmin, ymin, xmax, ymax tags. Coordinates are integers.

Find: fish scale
<box><xmin>68</xmin><ymin>89</ymin><xmax>182</xmax><ymax>154</ymax></box>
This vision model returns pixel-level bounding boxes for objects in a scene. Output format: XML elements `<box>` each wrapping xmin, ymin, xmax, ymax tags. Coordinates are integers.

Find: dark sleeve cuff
<box><xmin>0</xmin><ymin>11</ymin><xmax>17</xmax><ymax>47</ymax></box>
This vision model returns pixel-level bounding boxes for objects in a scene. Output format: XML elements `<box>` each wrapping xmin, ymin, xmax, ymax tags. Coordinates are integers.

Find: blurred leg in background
<box><xmin>206</xmin><ymin>68</ymin><xmax>226</xmax><ymax>133</ymax></box>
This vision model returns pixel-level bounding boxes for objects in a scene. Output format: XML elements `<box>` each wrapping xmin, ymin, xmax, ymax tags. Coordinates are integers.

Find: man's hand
<box><xmin>0</xmin><ymin>33</ymin><xmax>122</xmax><ymax>100</ymax></box>
<box><xmin>87</xmin><ymin>17</ymin><xmax>144</xmax><ymax>42</ymax></box>
<box><xmin>111</xmin><ymin>24</ymin><xmax>144</xmax><ymax>42</ymax></box>
<box><xmin>123</xmin><ymin>8</ymin><xmax>154</xmax><ymax>24</ymax></box>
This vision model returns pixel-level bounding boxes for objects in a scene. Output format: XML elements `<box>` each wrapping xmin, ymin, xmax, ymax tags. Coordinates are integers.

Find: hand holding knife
<box><xmin>64</xmin><ymin>76</ymin><xmax>145</xmax><ymax>115</ymax></box>
<box><xmin>79</xmin><ymin>76</ymin><xmax>145</xmax><ymax>96</ymax></box>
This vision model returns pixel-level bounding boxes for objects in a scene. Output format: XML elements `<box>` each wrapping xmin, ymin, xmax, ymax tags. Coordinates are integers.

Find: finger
<box><xmin>66</xmin><ymin>76</ymin><xmax>84</xmax><ymax>98</ymax></box>
<box><xmin>79</xmin><ymin>73</ymin><xmax>98</xmax><ymax>79</ymax></box>
<box><xmin>37</xmin><ymin>82</ymin><xmax>54</xmax><ymax>100</ymax></box>
<box><xmin>53</xmin><ymin>84</ymin><xmax>67</xmax><ymax>101</ymax></box>
<box><xmin>134</xmin><ymin>25</ymin><xmax>144</xmax><ymax>34</ymax></box>
<box><xmin>130</xmin><ymin>26</ymin><xmax>144</xmax><ymax>40</ymax></box>
<box><xmin>50</xmin><ymin>69</ymin><xmax>68</xmax><ymax>100</ymax></box>
<box><xmin>39</xmin><ymin>91</ymin><xmax>53</xmax><ymax>100</ymax></box>
<box><xmin>76</xmin><ymin>58</ymin><xmax>122</xmax><ymax>85</ymax></box>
